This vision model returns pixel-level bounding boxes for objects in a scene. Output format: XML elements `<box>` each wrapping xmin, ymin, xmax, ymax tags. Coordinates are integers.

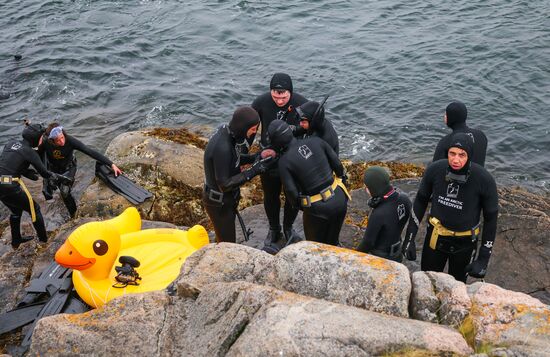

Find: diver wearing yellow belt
<box><xmin>0</xmin><ymin>122</ymin><xmax>70</xmax><ymax>249</ymax></box>
<box><xmin>402</xmin><ymin>133</ymin><xmax>498</xmax><ymax>282</ymax></box>
<box><xmin>269</xmin><ymin>120</ymin><xmax>350</xmax><ymax>247</ymax></box>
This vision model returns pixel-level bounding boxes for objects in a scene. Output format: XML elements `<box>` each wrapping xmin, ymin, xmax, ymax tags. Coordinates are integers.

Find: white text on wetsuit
<box><xmin>437</xmin><ymin>195</ymin><xmax>463</xmax><ymax>210</ymax></box>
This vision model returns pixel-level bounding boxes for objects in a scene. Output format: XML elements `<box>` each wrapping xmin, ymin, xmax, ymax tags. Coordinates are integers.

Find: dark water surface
<box><xmin>1</xmin><ymin>0</ymin><xmax>548</xmax><ymax>191</ymax></box>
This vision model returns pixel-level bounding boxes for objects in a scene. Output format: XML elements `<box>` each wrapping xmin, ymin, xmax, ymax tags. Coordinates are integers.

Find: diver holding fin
<box><xmin>39</xmin><ymin>123</ymin><xmax>124</xmax><ymax>217</ymax></box>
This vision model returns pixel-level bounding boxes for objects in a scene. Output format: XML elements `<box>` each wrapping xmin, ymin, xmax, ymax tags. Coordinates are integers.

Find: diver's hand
<box><xmin>23</xmin><ymin>168</ymin><xmax>39</xmax><ymax>181</ymax></box>
<box><xmin>50</xmin><ymin>173</ymin><xmax>72</xmax><ymax>186</ymax></box>
<box><xmin>111</xmin><ymin>164</ymin><xmax>123</xmax><ymax>177</ymax></box>
<box><xmin>245</xmin><ymin>156</ymin><xmax>274</xmax><ymax>180</ymax></box>
<box><xmin>260</xmin><ymin>149</ymin><xmax>276</xmax><ymax>159</ymax></box>
<box><xmin>465</xmin><ymin>246</ymin><xmax>492</xmax><ymax>278</ymax></box>
<box><xmin>341</xmin><ymin>171</ymin><xmax>349</xmax><ymax>186</ymax></box>
<box><xmin>402</xmin><ymin>233</ymin><xmax>417</xmax><ymax>261</ymax></box>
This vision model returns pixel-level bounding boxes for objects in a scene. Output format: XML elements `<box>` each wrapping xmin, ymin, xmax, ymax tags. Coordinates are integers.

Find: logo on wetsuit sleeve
<box><xmin>446</xmin><ymin>182</ymin><xmax>460</xmax><ymax>198</ymax></box>
<box><xmin>10</xmin><ymin>142</ymin><xmax>22</xmax><ymax>151</ymax></box>
<box><xmin>466</xmin><ymin>132</ymin><xmax>475</xmax><ymax>143</ymax></box>
<box><xmin>276</xmin><ymin>110</ymin><xmax>286</xmax><ymax>121</ymax></box>
<box><xmin>397</xmin><ymin>203</ymin><xmax>406</xmax><ymax>220</ymax></box>
<box><xmin>484</xmin><ymin>241</ymin><xmax>493</xmax><ymax>249</ymax></box>
<box><xmin>298</xmin><ymin>145</ymin><xmax>312</xmax><ymax>159</ymax></box>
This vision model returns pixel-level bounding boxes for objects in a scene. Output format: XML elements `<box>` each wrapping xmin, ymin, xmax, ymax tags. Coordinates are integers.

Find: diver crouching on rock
<box><xmin>38</xmin><ymin>123</ymin><xmax>123</xmax><ymax>218</ymax></box>
<box><xmin>357</xmin><ymin>166</ymin><xmax>412</xmax><ymax>262</ymax></box>
<box><xmin>0</xmin><ymin>122</ymin><xmax>71</xmax><ymax>248</ymax></box>
<box><xmin>403</xmin><ymin>133</ymin><xmax>498</xmax><ymax>282</ymax></box>
<box><xmin>203</xmin><ymin>107</ymin><xmax>276</xmax><ymax>243</ymax></box>
<box><xmin>269</xmin><ymin>120</ymin><xmax>350</xmax><ymax>246</ymax></box>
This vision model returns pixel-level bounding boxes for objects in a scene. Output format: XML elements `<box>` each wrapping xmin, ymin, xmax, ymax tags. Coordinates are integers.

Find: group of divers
<box><xmin>0</xmin><ymin>72</ymin><xmax>498</xmax><ymax>284</ymax></box>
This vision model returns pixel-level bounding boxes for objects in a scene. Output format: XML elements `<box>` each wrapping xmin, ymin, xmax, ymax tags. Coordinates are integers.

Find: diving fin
<box><xmin>17</xmin><ymin>262</ymin><xmax>70</xmax><ymax>307</ymax></box>
<box><xmin>21</xmin><ymin>275</ymin><xmax>74</xmax><ymax>347</ymax></box>
<box><xmin>95</xmin><ymin>162</ymin><xmax>152</xmax><ymax>204</ymax></box>
<box><xmin>0</xmin><ymin>303</ymin><xmax>44</xmax><ymax>335</ymax></box>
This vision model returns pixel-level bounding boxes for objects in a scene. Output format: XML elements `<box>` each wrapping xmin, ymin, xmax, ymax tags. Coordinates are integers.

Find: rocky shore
<box><xmin>1</xmin><ymin>128</ymin><xmax>549</xmax><ymax>356</ymax></box>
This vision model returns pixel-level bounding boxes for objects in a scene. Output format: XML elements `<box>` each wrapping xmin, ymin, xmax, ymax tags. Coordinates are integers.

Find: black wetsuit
<box><xmin>203</xmin><ymin>125</ymin><xmax>259</xmax><ymax>243</ymax></box>
<box><xmin>278</xmin><ymin>137</ymin><xmax>347</xmax><ymax>246</ymax></box>
<box><xmin>252</xmin><ymin>92</ymin><xmax>308</xmax><ymax>233</ymax></box>
<box><xmin>433</xmin><ymin>123</ymin><xmax>488</xmax><ymax>166</ymax></box>
<box><xmin>0</xmin><ymin>140</ymin><xmax>52</xmax><ymax>243</ymax></box>
<box><xmin>39</xmin><ymin>135</ymin><xmax>113</xmax><ymax>217</ymax></box>
<box><xmin>357</xmin><ymin>191</ymin><xmax>411</xmax><ymax>262</ymax></box>
<box><xmin>405</xmin><ymin>159</ymin><xmax>498</xmax><ymax>282</ymax></box>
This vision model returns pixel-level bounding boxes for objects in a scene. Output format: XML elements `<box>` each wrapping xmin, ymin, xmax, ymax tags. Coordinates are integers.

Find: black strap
<box><xmin>235</xmin><ymin>209</ymin><xmax>252</xmax><ymax>242</ymax></box>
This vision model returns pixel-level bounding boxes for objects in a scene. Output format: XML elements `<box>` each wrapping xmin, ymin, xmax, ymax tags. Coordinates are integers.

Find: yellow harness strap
<box><xmin>300</xmin><ymin>177</ymin><xmax>351</xmax><ymax>207</ymax></box>
<box><xmin>1</xmin><ymin>176</ymin><xmax>37</xmax><ymax>222</ymax></box>
<box><xmin>428</xmin><ymin>216</ymin><xmax>480</xmax><ymax>250</ymax></box>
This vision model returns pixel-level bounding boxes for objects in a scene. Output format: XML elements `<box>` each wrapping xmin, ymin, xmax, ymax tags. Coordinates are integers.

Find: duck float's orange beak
<box><xmin>55</xmin><ymin>241</ymin><xmax>96</xmax><ymax>270</ymax></box>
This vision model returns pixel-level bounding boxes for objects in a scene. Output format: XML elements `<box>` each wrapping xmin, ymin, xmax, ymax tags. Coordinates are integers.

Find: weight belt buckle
<box><xmin>0</xmin><ymin>175</ymin><xmax>14</xmax><ymax>184</ymax></box>
<box><xmin>319</xmin><ymin>185</ymin><xmax>334</xmax><ymax>202</ymax></box>
<box><xmin>300</xmin><ymin>195</ymin><xmax>312</xmax><ymax>208</ymax></box>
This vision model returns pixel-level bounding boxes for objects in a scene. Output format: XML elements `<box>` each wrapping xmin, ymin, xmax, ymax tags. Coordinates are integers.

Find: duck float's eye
<box><xmin>93</xmin><ymin>240</ymin><xmax>108</xmax><ymax>256</ymax></box>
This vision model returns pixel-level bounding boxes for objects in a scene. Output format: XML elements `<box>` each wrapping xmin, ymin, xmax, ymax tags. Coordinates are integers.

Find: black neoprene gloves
<box><xmin>465</xmin><ymin>245</ymin><xmax>492</xmax><ymax>278</ymax></box>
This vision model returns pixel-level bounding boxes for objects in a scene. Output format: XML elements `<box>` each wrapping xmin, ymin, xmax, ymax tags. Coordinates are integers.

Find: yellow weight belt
<box><xmin>0</xmin><ymin>175</ymin><xmax>36</xmax><ymax>222</ymax></box>
<box><xmin>428</xmin><ymin>216</ymin><xmax>480</xmax><ymax>250</ymax></box>
<box><xmin>300</xmin><ymin>177</ymin><xmax>351</xmax><ymax>208</ymax></box>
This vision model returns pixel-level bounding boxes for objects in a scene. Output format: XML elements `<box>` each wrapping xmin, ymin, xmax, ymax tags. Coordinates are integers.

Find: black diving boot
<box><xmin>262</xmin><ymin>228</ymin><xmax>282</xmax><ymax>255</ymax></box>
<box><xmin>283</xmin><ymin>226</ymin><xmax>304</xmax><ymax>247</ymax></box>
<box><xmin>9</xmin><ymin>214</ymin><xmax>34</xmax><ymax>249</ymax></box>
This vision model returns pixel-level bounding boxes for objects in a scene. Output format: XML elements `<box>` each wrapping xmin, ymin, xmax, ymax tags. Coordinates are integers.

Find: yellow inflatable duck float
<box><xmin>55</xmin><ymin>207</ymin><xmax>209</xmax><ymax>308</ymax></box>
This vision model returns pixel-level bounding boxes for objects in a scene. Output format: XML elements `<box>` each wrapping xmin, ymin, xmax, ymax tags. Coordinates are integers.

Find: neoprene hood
<box><xmin>296</xmin><ymin>101</ymin><xmax>325</xmax><ymax>132</ymax></box>
<box><xmin>22</xmin><ymin>123</ymin><xmax>45</xmax><ymax>147</ymax></box>
<box><xmin>229</xmin><ymin>107</ymin><xmax>259</xmax><ymax>141</ymax></box>
<box><xmin>448</xmin><ymin>133</ymin><xmax>473</xmax><ymax>159</ymax></box>
<box><xmin>448</xmin><ymin>132</ymin><xmax>474</xmax><ymax>175</ymax></box>
<box><xmin>270</xmin><ymin>73</ymin><xmax>293</xmax><ymax>93</ymax></box>
<box><xmin>446</xmin><ymin>101</ymin><xmax>468</xmax><ymax>129</ymax></box>
<box><xmin>363</xmin><ymin>166</ymin><xmax>392</xmax><ymax>198</ymax></box>
<box><xmin>267</xmin><ymin>120</ymin><xmax>293</xmax><ymax>151</ymax></box>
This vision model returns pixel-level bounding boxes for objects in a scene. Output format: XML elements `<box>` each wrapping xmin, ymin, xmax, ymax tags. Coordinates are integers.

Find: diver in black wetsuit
<box><xmin>403</xmin><ymin>133</ymin><xmax>498</xmax><ymax>282</ymax></box>
<box><xmin>0</xmin><ymin>123</ymin><xmax>70</xmax><ymax>248</ymax></box>
<box><xmin>203</xmin><ymin>107</ymin><xmax>275</xmax><ymax>243</ymax></box>
<box><xmin>252</xmin><ymin>73</ymin><xmax>308</xmax><ymax>249</ymax></box>
<box><xmin>39</xmin><ymin>123</ymin><xmax>122</xmax><ymax>218</ymax></box>
<box><xmin>268</xmin><ymin>120</ymin><xmax>349</xmax><ymax>246</ymax></box>
<box><xmin>433</xmin><ymin>101</ymin><xmax>488</xmax><ymax>166</ymax></box>
<box><xmin>357</xmin><ymin>166</ymin><xmax>411</xmax><ymax>262</ymax></box>
<box><xmin>295</xmin><ymin>100</ymin><xmax>339</xmax><ymax>155</ymax></box>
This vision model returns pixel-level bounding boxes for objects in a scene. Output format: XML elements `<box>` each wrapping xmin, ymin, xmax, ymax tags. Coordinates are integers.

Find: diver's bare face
<box><xmin>53</xmin><ymin>132</ymin><xmax>66</xmax><ymax>147</ymax></box>
<box><xmin>448</xmin><ymin>147</ymin><xmax>468</xmax><ymax>170</ymax></box>
<box><xmin>271</xmin><ymin>89</ymin><xmax>290</xmax><ymax>107</ymax></box>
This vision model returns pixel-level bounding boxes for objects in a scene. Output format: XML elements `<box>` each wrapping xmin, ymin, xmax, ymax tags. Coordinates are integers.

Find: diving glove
<box><xmin>49</xmin><ymin>173</ymin><xmax>73</xmax><ymax>186</ymax></box>
<box><xmin>244</xmin><ymin>156</ymin><xmax>275</xmax><ymax>180</ymax></box>
<box><xmin>466</xmin><ymin>245</ymin><xmax>491</xmax><ymax>278</ymax></box>
<box><xmin>402</xmin><ymin>233</ymin><xmax>417</xmax><ymax>261</ymax></box>
<box><xmin>22</xmin><ymin>168</ymin><xmax>39</xmax><ymax>181</ymax></box>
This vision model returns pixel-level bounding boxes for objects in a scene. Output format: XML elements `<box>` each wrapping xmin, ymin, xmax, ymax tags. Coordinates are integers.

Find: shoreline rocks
<box><xmin>1</xmin><ymin>127</ymin><xmax>549</xmax><ymax>356</ymax></box>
